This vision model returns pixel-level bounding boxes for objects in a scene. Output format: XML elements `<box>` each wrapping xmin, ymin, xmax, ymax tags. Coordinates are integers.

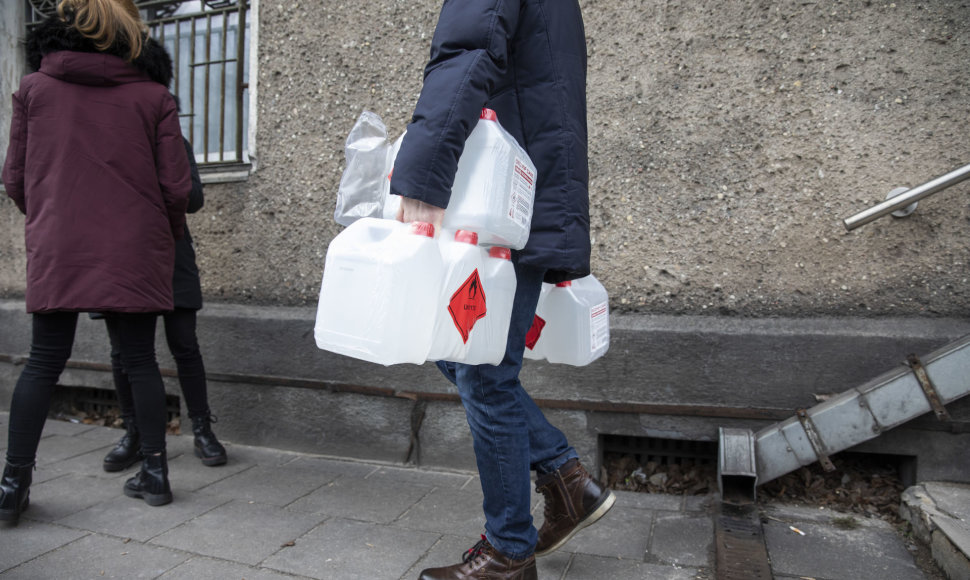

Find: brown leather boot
<box><xmin>534</xmin><ymin>458</ymin><xmax>616</xmax><ymax>557</ymax></box>
<box><xmin>418</xmin><ymin>536</ymin><xmax>537</xmax><ymax>580</ymax></box>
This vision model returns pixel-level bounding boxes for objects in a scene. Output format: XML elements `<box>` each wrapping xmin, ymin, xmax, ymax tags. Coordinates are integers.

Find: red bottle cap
<box><xmin>556</xmin><ymin>280</ymin><xmax>572</xmax><ymax>287</ymax></box>
<box><xmin>480</xmin><ymin>108</ymin><xmax>498</xmax><ymax>122</ymax></box>
<box><xmin>488</xmin><ymin>247</ymin><xmax>511</xmax><ymax>260</ymax></box>
<box><xmin>409</xmin><ymin>222</ymin><xmax>435</xmax><ymax>238</ymax></box>
<box><xmin>454</xmin><ymin>230</ymin><xmax>479</xmax><ymax>245</ymax></box>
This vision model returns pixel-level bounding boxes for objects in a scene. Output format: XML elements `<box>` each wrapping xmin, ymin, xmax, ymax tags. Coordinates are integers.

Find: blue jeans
<box><xmin>437</xmin><ymin>260</ymin><xmax>577</xmax><ymax>560</ymax></box>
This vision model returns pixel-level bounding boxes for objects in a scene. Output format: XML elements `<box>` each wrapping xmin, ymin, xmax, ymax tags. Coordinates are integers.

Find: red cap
<box><xmin>480</xmin><ymin>108</ymin><xmax>498</xmax><ymax>122</ymax></box>
<box><xmin>454</xmin><ymin>230</ymin><xmax>479</xmax><ymax>245</ymax></box>
<box><xmin>488</xmin><ymin>247</ymin><xmax>511</xmax><ymax>260</ymax></box>
<box><xmin>409</xmin><ymin>222</ymin><xmax>435</xmax><ymax>238</ymax></box>
<box><xmin>555</xmin><ymin>280</ymin><xmax>572</xmax><ymax>287</ymax></box>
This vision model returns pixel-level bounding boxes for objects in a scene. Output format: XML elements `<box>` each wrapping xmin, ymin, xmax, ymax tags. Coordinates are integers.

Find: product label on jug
<box><xmin>508</xmin><ymin>158</ymin><xmax>536</xmax><ymax>228</ymax></box>
<box><xmin>590</xmin><ymin>301</ymin><xmax>610</xmax><ymax>352</ymax></box>
<box><xmin>448</xmin><ymin>270</ymin><xmax>488</xmax><ymax>343</ymax></box>
<box><xmin>525</xmin><ymin>314</ymin><xmax>545</xmax><ymax>350</ymax></box>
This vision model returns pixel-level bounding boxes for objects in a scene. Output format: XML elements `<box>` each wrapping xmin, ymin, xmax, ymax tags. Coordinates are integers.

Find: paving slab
<box><xmin>261</xmin><ymin>517</ymin><xmax>440</xmax><ymax>579</ymax></box>
<box><xmin>0</xmin><ymin>519</ymin><xmax>87</xmax><ymax>572</ymax></box>
<box><xmin>763</xmin><ymin>503</ymin><xmax>924</xmax><ymax>580</ymax></box>
<box><xmin>1</xmin><ymin>533</ymin><xmax>188</xmax><ymax>579</ymax></box>
<box><xmin>392</xmin><ymin>486</ymin><xmax>488</xmax><ymax>537</ymax></box>
<box><xmin>647</xmin><ymin>513</ymin><xmax>714</xmax><ymax>568</ymax></box>
<box><xmin>157</xmin><ymin>556</ymin><xmax>307</xmax><ymax>580</ymax></box>
<box><xmin>558</xmin><ymin>504</ymin><xmax>653</xmax><ymax>560</ymax></box>
<box><xmin>148</xmin><ymin>499</ymin><xmax>323</xmax><ymax>566</ymax></box>
<box><xmin>286</xmin><ymin>475</ymin><xmax>435</xmax><ymax>523</ymax></box>
<box><xmin>56</xmin><ymin>489</ymin><xmax>229</xmax><ymax>542</ymax></box>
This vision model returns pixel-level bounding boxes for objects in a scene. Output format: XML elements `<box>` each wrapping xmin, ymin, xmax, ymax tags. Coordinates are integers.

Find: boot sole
<box><xmin>123</xmin><ymin>487</ymin><xmax>173</xmax><ymax>507</ymax></box>
<box><xmin>194</xmin><ymin>447</ymin><xmax>227</xmax><ymax>467</ymax></box>
<box><xmin>0</xmin><ymin>495</ymin><xmax>29</xmax><ymax>523</ymax></box>
<box><xmin>535</xmin><ymin>490</ymin><xmax>616</xmax><ymax>557</ymax></box>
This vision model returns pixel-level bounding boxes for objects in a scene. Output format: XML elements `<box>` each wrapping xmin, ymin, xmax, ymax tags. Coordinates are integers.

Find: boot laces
<box><xmin>462</xmin><ymin>535</ymin><xmax>490</xmax><ymax>564</ymax></box>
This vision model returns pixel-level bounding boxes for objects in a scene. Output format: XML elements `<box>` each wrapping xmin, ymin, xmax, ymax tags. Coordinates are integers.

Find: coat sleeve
<box><xmin>2</xmin><ymin>90</ymin><xmax>28</xmax><ymax>214</ymax></box>
<box><xmin>155</xmin><ymin>95</ymin><xmax>191</xmax><ymax>239</ymax></box>
<box><xmin>389</xmin><ymin>0</ymin><xmax>522</xmax><ymax>209</ymax></box>
<box><xmin>182</xmin><ymin>137</ymin><xmax>204</xmax><ymax>214</ymax></box>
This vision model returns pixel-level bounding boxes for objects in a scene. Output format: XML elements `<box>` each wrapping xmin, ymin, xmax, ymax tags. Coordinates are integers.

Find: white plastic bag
<box><xmin>334</xmin><ymin>111</ymin><xmax>391</xmax><ymax>226</ymax></box>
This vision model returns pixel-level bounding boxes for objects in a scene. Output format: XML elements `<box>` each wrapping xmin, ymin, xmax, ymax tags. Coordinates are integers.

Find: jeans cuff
<box><xmin>485</xmin><ymin>531</ymin><xmax>535</xmax><ymax>561</ymax></box>
<box><xmin>533</xmin><ymin>449</ymin><xmax>579</xmax><ymax>476</ymax></box>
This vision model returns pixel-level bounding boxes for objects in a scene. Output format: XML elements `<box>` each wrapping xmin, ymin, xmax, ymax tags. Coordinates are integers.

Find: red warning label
<box><xmin>525</xmin><ymin>314</ymin><xmax>546</xmax><ymax>350</ymax></box>
<box><xmin>448</xmin><ymin>270</ymin><xmax>487</xmax><ymax>343</ymax></box>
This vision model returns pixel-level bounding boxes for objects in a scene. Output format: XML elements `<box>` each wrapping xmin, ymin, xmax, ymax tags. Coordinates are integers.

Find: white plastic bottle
<box><xmin>463</xmin><ymin>246</ymin><xmax>517</xmax><ymax>365</ymax></box>
<box><xmin>523</xmin><ymin>282</ymin><xmax>552</xmax><ymax>361</ymax></box>
<box><xmin>442</xmin><ymin>109</ymin><xmax>537</xmax><ymax>250</ymax></box>
<box><xmin>428</xmin><ymin>230</ymin><xmax>487</xmax><ymax>362</ymax></box>
<box><xmin>525</xmin><ymin>275</ymin><xmax>610</xmax><ymax>366</ymax></box>
<box><xmin>314</xmin><ymin>218</ymin><xmax>442</xmax><ymax>365</ymax></box>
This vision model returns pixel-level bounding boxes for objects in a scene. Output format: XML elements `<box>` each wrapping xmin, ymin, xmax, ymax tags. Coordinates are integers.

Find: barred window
<box><xmin>26</xmin><ymin>0</ymin><xmax>251</xmax><ymax>171</ymax></box>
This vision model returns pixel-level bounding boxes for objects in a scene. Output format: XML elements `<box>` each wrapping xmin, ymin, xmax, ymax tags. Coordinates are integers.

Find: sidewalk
<box><xmin>0</xmin><ymin>412</ymin><xmax>959</xmax><ymax>580</ymax></box>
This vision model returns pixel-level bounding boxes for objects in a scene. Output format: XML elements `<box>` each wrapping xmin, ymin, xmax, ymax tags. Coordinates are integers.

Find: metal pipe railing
<box><xmin>842</xmin><ymin>163</ymin><xmax>970</xmax><ymax>231</ymax></box>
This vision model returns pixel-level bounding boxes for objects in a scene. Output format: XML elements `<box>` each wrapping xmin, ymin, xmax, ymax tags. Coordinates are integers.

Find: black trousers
<box><xmin>5</xmin><ymin>311</ymin><xmax>169</xmax><ymax>465</ymax></box>
<box><xmin>106</xmin><ymin>307</ymin><xmax>210</xmax><ymax>421</ymax></box>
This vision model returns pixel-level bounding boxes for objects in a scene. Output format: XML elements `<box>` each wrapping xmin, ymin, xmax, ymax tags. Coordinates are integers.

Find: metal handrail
<box><xmin>842</xmin><ymin>163</ymin><xmax>970</xmax><ymax>231</ymax></box>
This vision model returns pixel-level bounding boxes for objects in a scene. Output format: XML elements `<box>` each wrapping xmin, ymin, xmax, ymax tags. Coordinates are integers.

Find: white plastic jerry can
<box><xmin>442</xmin><ymin>108</ymin><xmax>537</xmax><ymax>250</ymax></box>
<box><xmin>428</xmin><ymin>230</ymin><xmax>488</xmax><ymax>363</ymax></box>
<box><xmin>314</xmin><ymin>218</ymin><xmax>443</xmax><ymax>365</ymax></box>
<box><xmin>463</xmin><ymin>246</ymin><xmax>517</xmax><ymax>365</ymax></box>
<box><xmin>524</xmin><ymin>275</ymin><xmax>610</xmax><ymax>366</ymax></box>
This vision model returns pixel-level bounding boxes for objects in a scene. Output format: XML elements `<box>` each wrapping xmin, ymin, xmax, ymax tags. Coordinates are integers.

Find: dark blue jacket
<box><xmin>389</xmin><ymin>0</ymin><xmax>590</xmax><ymax>283</ymax></box>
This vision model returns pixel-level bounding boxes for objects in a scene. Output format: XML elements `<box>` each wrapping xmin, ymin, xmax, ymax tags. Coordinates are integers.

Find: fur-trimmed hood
<box><xmin>26</xmin><ymin>15</ymin><xmax>173</xmax><ymax>87</ymax></box>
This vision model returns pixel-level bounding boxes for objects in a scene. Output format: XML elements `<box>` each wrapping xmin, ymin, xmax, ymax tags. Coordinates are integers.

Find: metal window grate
<box><xmin>49</xmin><ymin>385</ymin><xmax>181</xmax><ymax>426</ymax></box>
<box><xmin>601</xmin><ymin>434</ymin><xmax>717</xmax><ymax>467</ymax></box>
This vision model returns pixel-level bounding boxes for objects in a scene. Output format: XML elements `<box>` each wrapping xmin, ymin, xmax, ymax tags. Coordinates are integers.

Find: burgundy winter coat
<box><xmin>3</xmin><ymin>43</ymin><xmax>191</xmax><ymax>314</ymax></box>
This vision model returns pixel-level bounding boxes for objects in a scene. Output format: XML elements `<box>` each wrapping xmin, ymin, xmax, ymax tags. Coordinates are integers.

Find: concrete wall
<box><xmin>3</xmin><ymin>0</ymin><xmax>967</xmax><ymax>315</ymax></box>
<box><xmin>1</xmin><ymin>2</ymin><xmax>969</xmax><ymax>478</ymax></box>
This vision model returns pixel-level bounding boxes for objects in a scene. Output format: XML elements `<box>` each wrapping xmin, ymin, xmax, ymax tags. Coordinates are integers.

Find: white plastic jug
<box><xmin>382</xmin><ymin>110</ymin><xmax>537</xmax><ymax>249</ymax></box>
<box><xmin>463</xmin><ymin>246</ymin><xmax>517</xmax><ymax>365</ymax></box>
<box><xmin>443</xmin><ymin>108</ymin><xmax>537</xmax><ymax>249</ymax></box>
<box><xmin>428</xmin><ymin>230</ymin><xmax>488</xmax><ymax>362</ymax></box>
<box><xmin>314</xmin><ymin>218</ymin><xmax>442</xmax><ymax>365</ymax></box>
<box><xmin>524</xmin><ymin>275</ymin><xmax>610</xmax><ymax>366</ymax></box>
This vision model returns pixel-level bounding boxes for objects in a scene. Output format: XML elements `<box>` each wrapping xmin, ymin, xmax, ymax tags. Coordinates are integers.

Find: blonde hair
<box><xmin>57</xmin><ymin>0</ymin><xmax>147</xmax><ymax>61</ymax></box>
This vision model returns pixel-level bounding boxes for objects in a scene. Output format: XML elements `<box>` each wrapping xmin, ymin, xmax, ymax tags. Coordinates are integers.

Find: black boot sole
<box><xmin>0</xmin><ymin>495</ymin><xmax>29</xmax><ymax>523</ymax></box>
<box><xmin>194</xmin><ymin>447</ymin><xmax>227</xmax><ymax>467</ymax></box>
<box><xmin>123</xmin><ymin>486</ymin><xmax>173</xmax><ymax>506</ymax></box>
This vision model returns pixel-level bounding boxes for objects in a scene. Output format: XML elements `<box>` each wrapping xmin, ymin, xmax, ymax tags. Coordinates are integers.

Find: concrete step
<box><xmin>900</xmin><ymin>482</ymin><xmax>970</xmax><ymax>580</ymax></box>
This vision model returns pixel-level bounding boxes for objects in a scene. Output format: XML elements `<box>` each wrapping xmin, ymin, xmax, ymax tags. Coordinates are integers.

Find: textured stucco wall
<box><xmin>1</xmin><ymin>0</ymin><xmax>969</xmax><ymax>318</ymax></box>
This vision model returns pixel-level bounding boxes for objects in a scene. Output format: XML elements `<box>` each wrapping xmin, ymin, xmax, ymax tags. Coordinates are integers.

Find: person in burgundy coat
<box><xmin>0</xmin><ymin>0</ymin><xmax>190</xmax><ymax>522</ymax></box>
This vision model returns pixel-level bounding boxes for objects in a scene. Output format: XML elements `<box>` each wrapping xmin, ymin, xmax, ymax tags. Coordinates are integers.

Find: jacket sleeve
<box><xmin>182</xmin><ymin>137</ymin><xmax>204</xmax><ymax>214</ymax></box>
<box><xmin>155</xmin><ymin>95</ymin><xmax>191</xmax><ymax>239</ymax></box>
<box><xmin>2</xmin><ymin>90</ymin><xmax>28</xmax><ymax>214</ymax></box>
<box><xmin>389</xmin><ymin>0</ymin><xmax>521</xmax><ymax>209</ymax></box>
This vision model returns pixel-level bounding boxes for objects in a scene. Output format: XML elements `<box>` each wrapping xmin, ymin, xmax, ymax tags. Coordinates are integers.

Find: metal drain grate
<box><xmin>50</xmin><ymin>385</ymin><xmax>181</xmax><ymax>425</ymax></box>
<box><xmin>601</xmin><ymin>434</ymin><xmax>717</xmax><ymax>466</ymax></box>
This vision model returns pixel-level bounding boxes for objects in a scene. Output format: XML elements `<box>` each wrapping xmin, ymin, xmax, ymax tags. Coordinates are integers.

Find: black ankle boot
<box><xmin>124</xmin><ymin>452</ymin><xmax>172</xmax><ymax>506</ymax></box>
<box><xmin>191</xmin><ymin>414</ymin><xmax>227</xmax><ymax>467</ymax></box>
<box><xmin>103</xmin><ymin>418</ymin><xmax>142</xmax><ymax>472</ymax></box>
<box><xmin>0</xmin><ymin>462</ymin><xmax>35</xmax><ymax>524</ymax></box>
